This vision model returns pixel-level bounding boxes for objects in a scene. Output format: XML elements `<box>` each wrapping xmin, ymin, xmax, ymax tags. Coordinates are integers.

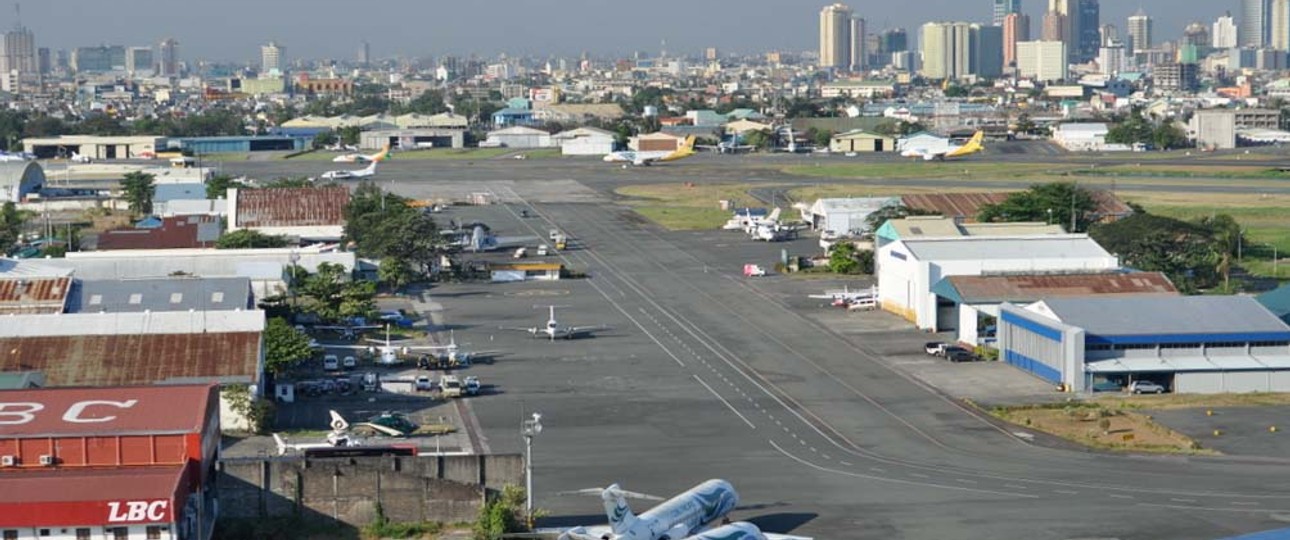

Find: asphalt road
<box><xmin>217</xmin><ymin>156</ymin><xmax>1290</xmax><ymax>540</ymax></box>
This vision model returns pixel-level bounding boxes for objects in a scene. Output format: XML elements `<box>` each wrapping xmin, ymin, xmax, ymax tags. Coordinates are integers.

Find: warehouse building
<box><xmin>167</xmin><ymin>135</ymin><xmax>310</xmax><ymax>154</ymax></box>
<box><xmin>0</xmin><ymin>384</ymin><xmax>220</xmax><ymax>540</ymax></box>
<box><xmin>877</xmin><ymin>235</ymin><xmax>1120</xmax><ymax>331</ymax></box>
<box><xmin>227</xmin><ymin>186</ymin><xmax>348</xmax><ymax>241</ymax></box>
<box><xmin>998</xmin><ymin>296</ymin><xmax>1290</xmax><ymax>393</ymax></box>
<box><xmin>22</xmin><ymin>136</ymin><xmax>164</xmax><ymax>160</ymax></box>
<box><xmin>0</xmin><ymin>161</ymin><xmax>45</xmax><ymax>203</ymax></box>
<box><xmin>360</xmin><ymin>128</ymin><xmax>465</xmax><ymax>150</ymax></box>
<box><xmin>875</xmin><ymin>216</ymin><xmax>1065</xmax><ymax>247</ymax></box>
<box><xmin>829</xmin><ymin>130</ymin><xmax>897</xmax><ymax>153</ymax></box>
<box><xmin>553</xmin><ymin>127</ymin><xmax>616</xmax><ymax>155</ymax></box>
<box><xmin>484</xmin><ymin>126</ymin><xmax>554</xmax><ymax>148</ymax></box>
<box><xmin>800</xmin><ymin>197</ymin><xmax>898</xmax><ymax>233</ymax></box>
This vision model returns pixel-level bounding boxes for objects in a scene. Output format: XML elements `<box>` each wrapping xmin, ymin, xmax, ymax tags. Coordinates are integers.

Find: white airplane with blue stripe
<box><xmin>557</xmin><ymin>480</ymin><xmax>810</xmax><ymax>540</ymax></box>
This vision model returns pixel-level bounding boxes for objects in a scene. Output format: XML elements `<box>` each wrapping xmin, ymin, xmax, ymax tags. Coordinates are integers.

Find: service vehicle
<box><xmin>440</xmin><ymin>375</ymin><xmax>464</xmax><ymax>398</ymax></box>
<box><xmin>323</xmin><ymin>355</ymin><xmax>340</xmax><ymax>371</ymax></box>
<box><xmin>464</xmin><ymin>376</ymin><xmax>481</xmax><ymax>396</ymax></box>
<box><xmin>415</xmin><ymin>375</ymin><xmax>434</xmax><ymax>392</ymax></box>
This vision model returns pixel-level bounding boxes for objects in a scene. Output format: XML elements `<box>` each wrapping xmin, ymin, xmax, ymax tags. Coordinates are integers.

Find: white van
<box><xmin>323</xmin><ymin>355</ymin><xmax>340</xmax><ymax>371</ymax></box>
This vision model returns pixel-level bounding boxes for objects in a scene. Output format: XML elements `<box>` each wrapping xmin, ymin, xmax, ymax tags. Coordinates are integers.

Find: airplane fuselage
<box><xmin>629</xmin><ymin>480</ymin><xmax>738</xmax><ymax>540</ymax></box>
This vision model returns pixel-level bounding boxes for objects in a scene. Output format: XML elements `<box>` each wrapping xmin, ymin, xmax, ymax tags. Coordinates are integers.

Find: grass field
<box><xmin>786</xmin><ymin>183</ymin><xmax>988</xmax><ymax>203</ymax></box>
<box><xmin>1139</xmin><ymin>199</ymin><xmax>1290</xmax><ymax>280</ymax></box>
<box><xmin>1070</xmin><ymin>164</ymin><xmax>1290</xmax><ymax>180</ymax></box>
<box><xmin>783</xmin><ymin>161</ymin><xmax>1077</xmax><ymax>180</ymax></box>
<box><xmin>992</xmin><ymin>403</ymin><xmax>1213</xmax><ymax>455</ymax></box>
<box><xmin>287</xmin><ymin>148</ymin><xmax>518</xmax><ymax>161</ymax></box>
<box><xmin>615</xmin><ymin>183</ymin><xmax>769</xmax><ymax>230</ymax></box>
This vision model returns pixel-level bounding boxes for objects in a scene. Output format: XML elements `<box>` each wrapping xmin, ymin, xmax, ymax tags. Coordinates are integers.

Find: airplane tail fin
<box><xmin>329</xmin><ymin>410</ymin><xmax>350</xmax><ymax>432</ymax></box>
<box><xmin>682</xmin><ymin>135</ymin><xmax>697</xmax><ymax>150</ymax></box>
<box><xmin>602</xmin><ymin>485</ymin><xmax>638</xmax><ymax>536</ymax></box>
<box><xmin>371</xmin><ymin>144</ymin><xmax>392</xmax><ymax>163</ymax></box>
<box><xmin>272</xmin><ymin>433</ymin><xmax>288</xmax><ymax>455</ymax></box>
<box><xmin>768</xmin><ymin>207</ymin><xmax>782</xmax><ymax>222</ymax></box>
<box><xmin>947</xmin><ymin>131</ymin><xmax>985</xmax><ymax>158</ymax></box>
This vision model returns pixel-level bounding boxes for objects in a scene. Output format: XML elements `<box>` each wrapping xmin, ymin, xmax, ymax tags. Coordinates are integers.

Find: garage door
<box><xmin>1175</xmin><ymin>372</ymin><xmax>1223</xmax><ymax>394</ymax></box>
<box><xmin>1225</xmin><ymin>371</ymin><xmax>1270</xmax><ymax>393</ymax></box>
<box><xmin>936</xmin><ymin>304</ymin><xmax>957</xmax><ymax>332</ymax></box>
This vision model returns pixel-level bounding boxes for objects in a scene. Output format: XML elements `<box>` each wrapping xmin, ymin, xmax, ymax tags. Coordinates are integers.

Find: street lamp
<box><xmin>521</xmin><ymin>412</ymin><xmax>543</xmax><ymax>528</ymax></box>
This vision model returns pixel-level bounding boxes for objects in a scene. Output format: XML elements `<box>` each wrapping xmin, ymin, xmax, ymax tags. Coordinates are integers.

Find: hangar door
<box><xmin>1000</xmin><ymin>311</ymin><xmax>1064</xmax><ymax>384</ymax></box>
<box><xmin>1174</xmin><ymin>372</ymin><xmax>1223</xmax><ymax>394</ymax></box>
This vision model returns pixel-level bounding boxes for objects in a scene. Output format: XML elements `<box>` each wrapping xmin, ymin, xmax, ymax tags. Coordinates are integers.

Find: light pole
<box><xmin>521</xmin><ymin>412</ymin><xmax>543</xmax><ymax>528</ymax></box>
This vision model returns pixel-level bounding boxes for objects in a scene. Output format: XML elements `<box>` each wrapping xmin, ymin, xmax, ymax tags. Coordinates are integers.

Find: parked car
<box><xmin>323</xmin><ymin>355</ymin><xmax>340</xmax><ymax>372</ymax></box>
<box><xmin>1130</xmin><ymin>380</ymin><xmax>1167</xmax><ymax>394</ymax></box>
<box><xmin>944</xmin><ymin>347</ymin><xmax>977</xmax><ymax>362</ymax></box>
<box><xmin>464</xmin><ymin>376</ymin><xmax>481</xmax><ymax>396</ymax></box>
<box><xmin>536</xmin><ymin>244</ymin><xmax>549</xmax><ymax>256</ymax></box>
<box><xmin>924</xmin><ymin>342</ymin><xmax>948</xmax><ymax>356</ymax></box>
<box><xmin>342</xmin><ymin>356</ymin><xmax>357</xmax><ymax>370</ymax></box>
<box><xmin>821</xmin><ymin>230</ymin><xmax>840</xmax><ymax>241</ymax></box>
<box><xmin>415</xmin><ymin>376</ymin><xmax>434</xmax><ymax>392</ymax></box>
<box><xmin>1091</xmin><ymin>380</ymin><xmax>1123</xmax><ymax>393</ymax></box>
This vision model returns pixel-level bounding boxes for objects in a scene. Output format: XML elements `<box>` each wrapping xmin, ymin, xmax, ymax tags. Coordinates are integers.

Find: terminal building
<box><xmin>998</xmin><ymin>296</ymin><xmax>1290</xmax><ymax>393</ymax></box>
<box><xmin>0</xmin><ymin>384</ymin><xmax>220</xmax><ymax>540</ymax></box>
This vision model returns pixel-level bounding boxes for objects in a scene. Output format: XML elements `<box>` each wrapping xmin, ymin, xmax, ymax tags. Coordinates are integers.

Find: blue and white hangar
<box><xmin>998</xmin><ymin>296</ymin><xmax>1290</xmax><ymax>393</ymax></box>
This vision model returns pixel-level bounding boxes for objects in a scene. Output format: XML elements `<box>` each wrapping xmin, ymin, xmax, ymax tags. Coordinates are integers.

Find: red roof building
<box><xmin>0</xmin><ymin>385</ymin><xmax>218</xmax><ymax>540</ymax></box>
<box><xmin>95</xmin><ymin>216</ymin><xmax>222</xmax><ymax>251</ymax></box>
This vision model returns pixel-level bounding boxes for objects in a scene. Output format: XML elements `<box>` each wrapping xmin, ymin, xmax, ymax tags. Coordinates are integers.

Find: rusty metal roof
<box><xmin>0</xmin><ymin>277</ymin><xmax>71</xmax><ymax>314</ymax></box>
<box><xmin>0</xmin><ymin>332</ymin><xmax>261</xmax><ymax>387</ymax></box>
<box><xmin>95</xmin><ymin>215</ymin><xmax>221</xmax><ymax>250</ymax></box>
<box><xmin>0</xmin><ymin>384</ymin><xmax>215</xmax><ymax>437</ymax></box>
<box><xmin>902</xmin><ymin>190</ymin><xmax>1134</xmax><ymax>223</ymax></box>
<box><xmin>235</xmin><ymin>186</ymin><xmax>349</xmax><ymax>228</ymax></box>
<box><xmin>941</xmin><ymin>272</ymin><xmax>1178</xmax><ymax>304</ymax></box>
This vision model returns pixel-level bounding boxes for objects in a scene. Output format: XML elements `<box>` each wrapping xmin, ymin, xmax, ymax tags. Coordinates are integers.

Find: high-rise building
<box><xmin>1241</xmin><ymin>0</ymin><xmax>1270</xmax><ymax>48</ymax></box>
<box><xmin>1100</xmin><ymin>24</ymin><xmax>1118</xmax><ymax>46</ymax></box>
<box><xmin>261</xmin><ymin>41</ymin><xmax>285</xmax><ymax>74</ymax></box>
<box><xmin>1075</xmin><ymin>0</ymin><xmax>1100</xmax><ymax>62</ymax></box>
<box><xmin>71</xmin><ymin>46</ymin><xmax>125</xmax><ymax>73</ymax></box>
<box><xmin>881</xmin><ymin>28</ymin><xmax>908</xmax><ymax>53</ymax></box>
<box><xmin>819</xmin><ymin>3</ymin><xmax>853</xmax><ymax>68</ymax></box>
<box><xmin>125</xmin><ymin>46</ymin><xmax>154</xmax><ymax>75</ymax></box>
<box><xmin>1017</xmin><ymin>40</ymin><xmax>1068</xmax><ymax>80</ymax></box>
<box><xmin>1272</xmin><ymin>0</ymin><xmax>1290</xmax><ymax>50</ymax></box>
<box><xmin>1127</xmin><ymin>9</ymin><xmax>1153</xmax><ymax>54</ymax></box>
<box><xmin>157</xmin><ymin>38</ymin><xmax>179</xmax><ymax>77</ymax></box>
<box><xmin>1214</xmin><ymin>13</ymin><xmax>1239</xmax><ymax>49</ymax></box>
<box><xmin>36</xmin><ymin>47</ymin><xmax>48</xmax><ymax>75</ymax></box>
<box><xmin>1183</xmin><ymin>22</ymin><xmax>1212</xmax><ymax>50</ymax></box>
<box><xmin>993</xmin><ymin>0</ymin><xmax>1021</xmax><ymax>26</ymax></box>
<box><xmin>850</xmin><ymin>17</ymin><xmax>866</xmax><ymax>70</ymax></box>
<box><xmin>1042</xmin><ymin>10</ymin><xmax>1067</xmax><ymax>42</ymax></box>
<box><xmin>0</xmin><ymin>24</ymin><xmax>37</xmax><ymax>91</ymax></box>
<box><xmin>705</xmin><ymin>47</ymin><xmax>719</xmax><ymax>61</ymax></box>
<box><xmin>1003</xmin><ymin>13</ymin><xmax>1031</xmax><ymax>67</ymax></box>
<box><xmin>971</xmin><ymin>24</ymin><xmax>1004</xmax><ymax>77</ymax></box>
<box><xmin>358</xmin><ymin>40</ymin><xmax>370</xmax><ymax>66</ymax></box>
<box><xmin>1098</xmin><ymin>41</ymin><xmax>1127</xmax><ymax>74</ymax></box>
<box><xmin>920</xmin><ymin>21</ymin><xmax>972</xmax><ymax>80</ymax></box>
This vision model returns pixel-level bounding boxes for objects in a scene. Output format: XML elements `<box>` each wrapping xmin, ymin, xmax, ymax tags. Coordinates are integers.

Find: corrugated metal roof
<box><xmin>0</xmin><ymin>310</ymin><xmax>264</xmax><ymax>337</ymax></box>
<box><xmin>899</xmin><ymin>235</ymin><xmax>1116</xmax><ymax>262</ymax></box>
<box><xmin>902</xmin><ymin>191</ymin><xmax>1133</xmax><ymax>222</ymax></box>
<box><xmin>1039</xmin><ymin>296</ymin><xmax>1290</xmax><ymax>336</ymax></box>
<box><xmin>943</xmin><ymin>273</ymin><xmax>1177</xmax><ymax>303</ymax></box>
<box><xmin>0</xmin><ymin>332</ymin><xmax>261</xmax><ymax>387</ymax></box>
<box><xmin>0</xmin><ymin>258</ymin><xmax>74</xmax><ymax>278</ymax></box>
<box><xmin>95</xmin><ymin>215</ymin><xmax>221</xmax><ymax>250</ymax></box>
<box><xmin>0</xmin><ymin>384</ymin><xmax>214</xmax><ymax>437</ymax></box>
<box><xmin>0</xmin><ymin>277</ymin><xmax>71</xmax><ymax>314</ymax></box>
<box><xmin>235</xmin><ymin>186</ymin><xmax>349</xmax><ymax>228</ymax></box>
<box><xmin>68</xmin><ymin>277</ymin><xmax>252</xmax><ymax>313</ymax></box>
<box><xmin>44</xmin><ymin>249</ymin><xmax>354</xmax><ymax>281</ymax></box>
<box><xmin>0</xmin><ymin>466</ymin><xmax>184</xmax><ymax>504</ymax></box>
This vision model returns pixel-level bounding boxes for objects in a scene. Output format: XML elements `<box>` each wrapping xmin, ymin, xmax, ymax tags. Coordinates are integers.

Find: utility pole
<box><xmin>521</xmin><ymin>412</ymin><xmax>543</xmax><ymax>528</ymax></box>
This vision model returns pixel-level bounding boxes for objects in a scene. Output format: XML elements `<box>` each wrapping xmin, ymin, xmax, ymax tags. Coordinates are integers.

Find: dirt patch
<box><xmin>994</xmin><ymin>403</ymin><xmax>1215</xmax><ymax>455</ymax></box>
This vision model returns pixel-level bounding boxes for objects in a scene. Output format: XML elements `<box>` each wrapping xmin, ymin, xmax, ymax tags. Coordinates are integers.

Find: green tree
<box><xmin>337</xmin><ymin>125</ymin><xmax>363</xmax><ymax>146</ymax></box>
<box><xmin>120</xmin><ymin>171</ymin><xmax>156</xmax><ymax>216</ymax></box>
<box><xmin>811</xmin><ymin>128</ymin><xmax>834</xmax><ymax>148</ymax></box>
<box><xmin>295</xmin><ymin>262</ymin><xmax>377</xmax><ymax>322</ymax></box>
<box><xmin>0</xmin><ymin>202</ymin><xmax>27</xmax><ymax>253</ymax></box>
<box><xmin>943</xmin><ymin>85</ymin><xmax>969</xmax><ymax>98</ymax></box>
<box><xmin>1089</xmin><ymin>213</ymin><xmax>1221</xmax><ymax>293</ymax></box>
<box><xmin>978</xmin><ymin>182</ymin><xmax>1098</xmax><ymax>232</ymax></box>
<box><xmin>473</xmin><ymin>485</ymin><xmax>527</xmax><ymax>540</ymax></box>
<box><xmin>378</xmin><ymin>257</ymin><xmax>415</xmax><ymax>289</ymax></box>
<box><xmin>829</xmin><ymin>243</ymin><xmax>860</xmax><ymax>274</ymax></box>
<box><xmin>1104</xmin><ymin>108</ymin><xmax>1155</xmax><ymax>146</ymax></box>
<box><xmin>344</xmin><ymin>183</ymin><xmax>442</xmax><ymax>276</ymax></box>
<box><xmin>1014</xmin><ymin>113</ymin><xmax>1037</xmax><ymax>135</ymax></box>
<box><xmin>263</xmin><ymin>317</ymin><xmax>314</xmax><ymax>375</ymax></box>
<box><xmin>78</xmin><ymin>114</ymin><xmax>128</xmax><ymax>136</ymax></box>
<box><xmin>0</xmin><ymin>110</ymin><xmax>27</xmax><ymax>150</ymax></box>
<box><xmin>404</xmin><ymin>89</ymin><xmax>448</xmax><ymax>115</ymax></box>
<box><xmin>1152</xmin><ymin>123</ymin><xmax>1189</xmax><ymax>150</ymax></box>
<box><xmin>741</xmin><ymin>129</ymin><xmax>772</xmax><ymax>150</ymax></box>
<box><xmin>205</xmin><ymin>174</ymin><xmax>246</xmax><ymax>199</ymax></box>
<box><xmin>312</xmin><ymin>129</ymin><xmax>338</xmax><ymax>149</ymax></box>
<box><xmin>22</xmin><ymin>115</ymin><xmax>69</xmax><ymax>138</ymax></box>
<box><xmin>215</xmin><ymin>229</ymin><xmax>290</xmax><ymax>249</ymax></box>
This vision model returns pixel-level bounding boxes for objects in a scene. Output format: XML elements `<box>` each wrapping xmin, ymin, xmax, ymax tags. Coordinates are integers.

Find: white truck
<box><xmin>440</xmin><ymin>375</ymin><xmax>463</xmax><ymax>398</ymax></box>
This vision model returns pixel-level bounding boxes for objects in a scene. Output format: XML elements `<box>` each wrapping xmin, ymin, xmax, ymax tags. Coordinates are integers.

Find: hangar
<box><xmin>22</xmin><ymin>136</ymin><xmax>164</xmax><ymax>160</ymax></box>
<box><xmin>0</xmin><ymin>161</ymin><xmax>45</xmax><ymax>203</ymax></box>
<box><xmin>998</xmin><ymin>296</ymin><xmax>1290</xmax><ymax>393</ymax></box>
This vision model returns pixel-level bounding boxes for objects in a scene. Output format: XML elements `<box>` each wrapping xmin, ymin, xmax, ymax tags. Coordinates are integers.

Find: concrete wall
<box><xmin>218</xmin><ymin>454</ymin><xmax>524</xmax><ymax>526</ymax></box>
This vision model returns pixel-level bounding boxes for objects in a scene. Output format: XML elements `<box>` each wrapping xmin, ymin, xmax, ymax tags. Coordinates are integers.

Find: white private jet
<box><xmin>604</xmin><ymin>136</ymin><xmax>697</xmax><ymax>166</ymax></box>
<box><xmin>320</xmin><ymin>161</ymin><xmax>378</xmax><ymax>181</ymax></box>
<box><xmin>556</xmin><ymin>480</ymin><xmax>810</xmax><ymax>540</ymax></box>
<box><xmin>332</xmin><ymin>144</ymin><xmax>392</xmax><ymax>163</ymax></box>
<box><xmin>501</xmin><ymin>305</ymin><xmax>608</xmax><ymax>341</ymax></box>
<box><xmin>423</xmin><ymin>330</ymin><xmax>498</xmax><ymax>366</ymax></box>
<box><xmin>696</xmin><ymin>137</ymin><xmax>755</xmax><ymax>154</ymax></box>
<box><xmin>328</xmin><ymin>325</ymin><xmax>447</xmax><ymax>365</ymax></box>
<box><xmin>899</xmin><ymin>131</ymin><xmax>985</xmax><ymax>161</ymax></box>
<box><xmin>809</xmin><ymin>285</ymin><xmax>878</xmax><ymax>308</ymax></box>
<box><xmin>742</xmin><ymin>208</ymin><xmax>782</xmax><ymax>235</ymax></box>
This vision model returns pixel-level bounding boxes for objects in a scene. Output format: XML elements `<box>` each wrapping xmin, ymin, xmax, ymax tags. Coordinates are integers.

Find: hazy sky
<box><xmin>13</xmin><ymin>0</ymin><xmax>1240</xmax><ymax>62</ymax></box>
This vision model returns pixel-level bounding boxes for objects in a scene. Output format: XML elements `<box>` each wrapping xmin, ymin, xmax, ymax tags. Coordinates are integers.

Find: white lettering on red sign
<box><xmin>0</xmin><ymin>402</ymin><xmax>44</xmax><ymax>425</ymax></box>
<box><xmin>107</xmin><ymin>500</ymin><xmax>169</xmax><ymax>523</ymax></box>
<box><xmin>63</xmin><ymin>399</ymin><xmax>138</xmax><ymax>423</ymax></box>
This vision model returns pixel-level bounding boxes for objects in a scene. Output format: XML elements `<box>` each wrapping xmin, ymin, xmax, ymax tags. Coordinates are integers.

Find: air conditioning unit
<box><xmin>38</xmin><ymin>455</ymin><xmax>55</xmax><ymax>466</ymax></box>
<box><xmin>0</xmin><ymin>455</ymin><xmax>16</xmax><ymax>467</ymax></box>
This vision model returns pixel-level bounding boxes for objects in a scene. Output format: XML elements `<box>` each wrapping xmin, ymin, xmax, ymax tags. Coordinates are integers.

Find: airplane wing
<box><xmin>499</xmin><ymin>326</ymin><xmax>538</xmax><ymax>333</ymax></box>
<box><xmin>491</xmin><ymin>235</ymin><xmax>541</xmax><ymax>249</ymax></box>
<box><xmin>569</xmin><ymin>325</ymin><xmax>610</xmax><ymax>336</ymax></box>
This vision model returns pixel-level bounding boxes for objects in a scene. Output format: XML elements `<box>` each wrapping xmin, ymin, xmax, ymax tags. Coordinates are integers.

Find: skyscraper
<box><xmin>1127</xmin><ymin>9</ymin><xmax>1153</xmax><ymax>54</ymax></box>
<box><xmin>0</xmin><ymin>24</ymin><xmax>37</xmax><ymax>91</ymax></box>
<box><xmin>358</xmin><ymin>40</ymin><xmax>370</xmax><ymax>66</ymax></box>
<box><xmin>850</xmin><ymin>17</ymin><xmax>867</xmax><ymax>71</ymax></box>
<box><xmin>1075</xmin><ymin>0</ymin><xmax>1100</xmax><ymax>62</ymax></box>
<box><xmin>157</xmin><ymin>38</ymin><xmax>179</xmax><ymax>77</ymax></box>
<box><xmin>1017</xmin><ymin>40</ymin><xmax>1067</xmax><ymax>80</ymax></box>
<box><xmin>1183</xmin><ymin>23</ymin><xmax>1212</xmax><ymax>49</ymax></box>
<box><xmin>1272</xmin><ymin>0</ymin><xmax>1290</xmax><ymax>50</ymax></box>
<box><xmin>1241</xmin><ymin>0</ymin><xmax>1270</xmax><ymax>48</ymax></box>
<box><xmin>993</xmin><ymin>0</ymin><xmax>1021</xmax><ymax>26</ymax></box>
<box><xmin>1214</xmin><ymin>13</ymin><xmax>1239</xmax><ymax>48</ymax></box>
<box><xmin>1100</xmin><ymin>24</ymin><xmax>1119</xmax><ymax>46</ymax></box>
<box><xmin>1003</xmin><ymin>12</ymin><xmax>1031</xmax><ymax>67</ymax></box>
<box><xmin>125</xmin><ymin>46</ymin><xmax>154</xmax><ymax>75</ymax></box>
<box><xmin>920</xmin><ymin>21</ymin><xmax>972</xmax><ymax>80</ymax></box>
<box><xmin>819</xmin><ymin>3</ymin><xmax>853</xmax><ymax>68</ymax></box>
<box><xmin>261</xmin><ymin>41</ymin><xmax>284</xmax><ymax>74</ymax></box>
<box><xmin>1042</xmin><ymin>10</ymin><xmax>1067</xmax><ymax>42</ymax></box>
<box><xmin>971</xmin><ymin>24</ymin><xmax>1004</xmax><ymax>77</ymax></box>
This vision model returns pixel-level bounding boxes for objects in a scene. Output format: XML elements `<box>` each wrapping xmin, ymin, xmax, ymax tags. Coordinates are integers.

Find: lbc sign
<box><xmin>107</xmin><ymin>500</ymin><xmax>169</xmax><ymax>523</ymax></box>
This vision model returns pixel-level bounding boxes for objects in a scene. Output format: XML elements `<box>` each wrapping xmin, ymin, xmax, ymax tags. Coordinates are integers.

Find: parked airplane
<box><xmin>70</xmin><ymin>152</ymin><xmax>92</xmax><ymax>163</ymax></box>
<box><xmin>604</xmin><ymin>136</ymin><xmax>697</xmax><ymax>166</ymax></box>
<box><xmin>424</xmin><ymin>330</ymin><xmax>497</xmax><ymax>366</ymax></box>
<box><xmin>808</xmin><ymin>285</ymin><xmax>877</xmax><ymax>306</ymax></box>
<box><xmin>558</xmin><ymin>480</ymin><xmax>809</xmax><ymax>540</ymax></box>
<box><xmin>774</xmin><ymin>127</ymin><xmax>811</xmax><ymax>154</ymax></box>
<box><xmin>320</xmin><ymin>161</ymin><xmax>378</xmax><ymax>181</ymax></box>
<box><xmin>696</xmin><ymin>135</ymin><xmax>755</xmax><ymax>154</ymax></box>
<box><xmin>0</xmin><ymin>151</ymin><xmax>33</xmax><ymax>162</ymax></box>
<box><xmin>328</xmin><ymin>324</ymin><xmax>445</xmax><ymax>364</ymax></box>
<box><xmin>899</xmin><ymin>131</ymin><xmax>985</xmax><ymax>161</ymax></box>
<box><xmin>742</xmin><ymin>208</ymin><xmax>782</xmax><ymax>234</ymax></box>
<box><xmin>459</xmin><ymin>224</ymin><xmax>537</xmax><ymax>253</ymax></box>
<box><xmin>501</xmin><ymin>305</ymin><xmax>608</xmax><ymax>341</ymax></box>
<box><xmin>332</xmin><ymin>144</ymin><xmax>392</xmax><ymax>163</ymax></box>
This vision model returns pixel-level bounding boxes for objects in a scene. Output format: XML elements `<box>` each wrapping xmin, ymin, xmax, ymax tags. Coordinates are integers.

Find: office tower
<box><xmin>1183</xmin><ymin>22</ymin><xmax>1212</xmax><ymax>49</ymax></box>
<box><xmin>1214</xmin><ymin>13</ymin><xmax>1238</xmax><ymax>48</ymax></box>
<box><xmin>971</xmin><ymin>24</ymin><xmax>1004</xmax><ymax>77</ymax></box>
<box><xmin>0</xmin><ymin>24</ymin><xmax>37</xmax><ymax>85</ymax></box>
<box><xmin>819</xmin><ymin>3</ymin><xmax>853</xmax><ymax>68</ymax></box>
<box><xmin>881</xmin><ymin>28</ymin><xmax>908</xmax><ymax>53</ymax></box>
<box><xmin>125</xmin><ymin>46</ymin><xmax>154</xmax><ymax>75</ymax></box>
<box><xmin>157</xmin><ymin>38</ymin><xmax>179</xmax><ymax>77</ymax></box>
<box><xmin>1241</xmin><ymin>0</ymin><xmax>1270</xmax><ymax>48</ymax></box>
<box><xmin>850</xmin><ymin>17</ymin><xmax>866</xmax><ymax>70</ymax></box>
<box><xmin>1003</xmin><ymin>12</ymin><xmax>1031</xmax><ymax>67</ymax></box>
<box><xmin>705</xmin><ymin>47</ymin><xmax>718</xmax><ymax>61</ymax></box>
<box><xmin>1042</xmin><ymin>10</ymin><xmax>1067</xmax><ymax>42</ymax></box>
<box><xmin>1075</xmin><ymin>0</ymin><xmax>1100</xmax><ymax>62</ymax></box>
<box><xmin>1017</xmin><ymin>40</ymin><xmax>1068</xmax><ymax>80</ymax></box>
<box><xmin>1127</xmin><ymin>9</ymin><xmax>1153</xmax><ymax>53</ymax></box>
<box><xmin>1100</xmin><ymin>24</ymin><xmax>1118</xmax><ymax>46</ymax></box>
<box><xmin>993</xmin><ymin>0</ymin><xmax>1021</xmax><ymax>26</ymax></box>
<box><xmin>71</xmin><ymin>46</ymin><xmax>125</xmax><ymax>73</ymax></box>
<box><xmin>920</xmin><ymin>21</ymin><xmax>972</xmax><ymax>80</ymax></box>
<box><xmin>358</xmin><ymin>40</ymin><xmax>370</xmax><ymax>66</ymax></box>
<box><xmin>261</xmin><ymin>41</ymin><xmax>285</xmax><ymax>74</ymax></box>
<box><xmin>36</xmin><ymin>47</ymin><xmax>48</xmax><ymax>74</ymax></box>
<box><xmin>1273</xmin><ymin>0</ymin><xmax>1290</xmax><ymax>50</ymax></box>
<box><xmin>1098</xmin><ymin>41</ymin><xmax>1127</xmax><ymax>74</ymax></box>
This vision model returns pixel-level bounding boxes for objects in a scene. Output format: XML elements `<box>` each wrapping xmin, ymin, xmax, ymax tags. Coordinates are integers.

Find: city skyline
<box><xmin>0</xmin><ymin>0</ymin><xmax>1264</xmax><ymax>62</ymax></box>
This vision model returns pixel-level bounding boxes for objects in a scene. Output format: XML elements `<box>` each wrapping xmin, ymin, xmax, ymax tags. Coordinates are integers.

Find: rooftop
<box><xmin>68</xmin><ymin>277</ymin><xmax>252</xmax><ymax>314</ymax></box>
<box><xmin>0</xmin><ymin>277</ymin><xmax>71</xmax><ymax>314</ymax></box>
<box><xmin>1037</xmin><ymin>296</ymin><xmax>1290</xmax><ymax>338</ymax></box>
<box><xmin>0</xmin><ymin>331</ymin><xmax>262</xmax><ymax>387</ymax></box>
<box><xmin>898</xmin><ymin>235</ymin><xmax>1115</xmax><ymax>262</ymax></box>
<box><xmin>0</xmin><ymin>384</ymin><xmax>214</xmax><ymax>437</ymax></box>
<box><xmin>94</xmin><ymin>215</ymin><xmax>221</xmax><ymax>251</ymax></box>
<box><xmin>233</xmin><ymin>186</ymin><xmax>348</xmax><ymax>228</ymax></box>
<box><xmin>0</xmin><ymin>466</ymin><xmax>185</xmax><ymax>507</ymax></box>
<box><xmin>936</xmin><ymin>272</ymin><xmax>1177</xmax><ymax>304</ymax></box>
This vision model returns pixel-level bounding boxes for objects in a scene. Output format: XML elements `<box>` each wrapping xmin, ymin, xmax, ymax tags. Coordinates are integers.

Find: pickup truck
<box><xmin>440</xmin><ymin>375</ymin><xmax>463</xmax><ymax>398</ymax></box>
<box><xmin>924</xmin><ymin>342</ymin><xmax>948</xmax><ymax>356</ymax></box>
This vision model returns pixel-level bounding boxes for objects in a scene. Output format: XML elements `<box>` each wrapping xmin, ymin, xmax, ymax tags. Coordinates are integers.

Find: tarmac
<box><xmin>217</xmin><ymin>151</ymin><xmax>1290</xmax><ymax>540</ymax></box>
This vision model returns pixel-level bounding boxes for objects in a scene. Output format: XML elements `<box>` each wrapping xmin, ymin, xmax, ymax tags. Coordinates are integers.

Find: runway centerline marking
<box><xmin>692</xmin><ymin>374</ymin><xmax>756</xmax><ymax>430</ymax></box>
